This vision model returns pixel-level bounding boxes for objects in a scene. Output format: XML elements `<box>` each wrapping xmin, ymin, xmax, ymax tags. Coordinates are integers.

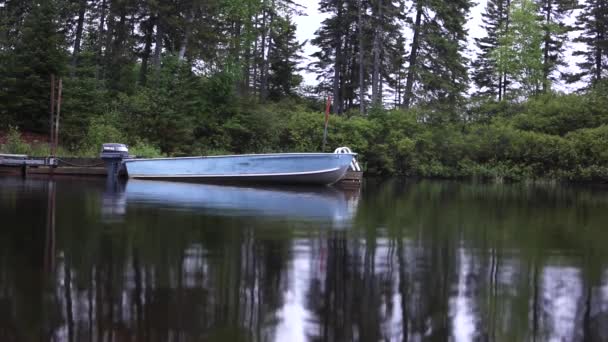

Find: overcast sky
<box><xmin>293</xmin><ymin>0</ymin><xmax>584</xmax><ymax>92</ymax></box>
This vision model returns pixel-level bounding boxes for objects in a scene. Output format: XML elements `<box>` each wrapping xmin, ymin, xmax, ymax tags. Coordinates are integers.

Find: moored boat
<box><xmin>122</xmin><ymin>152</ymin><xmax>356</xmax><ymax>185</ymax></box>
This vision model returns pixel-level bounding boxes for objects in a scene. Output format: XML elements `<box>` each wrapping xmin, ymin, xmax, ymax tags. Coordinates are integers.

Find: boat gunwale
<box><xmin>123</xmin><ymin>152</ymin><xmax>356</xmax><ymax>163</ymax></box>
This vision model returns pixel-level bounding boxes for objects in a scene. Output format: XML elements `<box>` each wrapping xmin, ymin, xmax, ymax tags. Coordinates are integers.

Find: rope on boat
<box><xmin>334</xmin><ymin>147</ymin><xmax>361</xmax><ymax>171</ymax></box>
<box><xmin>55</xmin><ymin>158</ymin><xmax>105</xmax><ymax>168</ymax></box>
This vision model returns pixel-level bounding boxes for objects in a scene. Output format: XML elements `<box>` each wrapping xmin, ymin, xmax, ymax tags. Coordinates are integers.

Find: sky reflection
<box><xmin>0</xmin><ymin>177</ymin><xmax>607</xmax><ymax>341</ymax></box>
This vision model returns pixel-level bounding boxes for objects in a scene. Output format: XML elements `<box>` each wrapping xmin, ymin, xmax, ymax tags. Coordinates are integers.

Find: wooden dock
<box><xmin>0</xmin><ymin>154</ymin><xmax>107</xmax><ymax>177</ymax></box>
<box><xmin>337</xmin><ymin>170</ymin><xmax>363</xmax><ymax>188</ymax></box>
<box><xmin>0</xmin><ymin>154</ymin><xmax>57</xmax><ymax>177</ymax></box>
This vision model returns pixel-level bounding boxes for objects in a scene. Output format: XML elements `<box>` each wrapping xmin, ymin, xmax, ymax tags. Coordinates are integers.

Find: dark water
<box><xmin>1</xmin><ymin>176</ymin><xmax>608</xmax><ymax>342</ymax></box>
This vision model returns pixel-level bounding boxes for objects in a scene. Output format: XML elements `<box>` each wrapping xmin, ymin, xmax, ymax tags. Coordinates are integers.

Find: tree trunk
<box><xmin>333</xmin><ymin>0</ymin><xmax>344</xmax><ymax>114</ymax></box>
<box><xmin>179</xmin><ymin>5</ymin><xmax>196</xmax><ymax>62</ymax></box>
<box><xmin>379</xmin><ymin>49</ymin><xmax>383</xmax><ymax>104</ymax></box>
<box><xmin>542</xmin><ymin>0</ymin><xmax>552</xmax><ymax>92</ymax></box>
<box><xmin>497</xmin><ymin>0</ymin><xmax>504</xmax><ymax>101</ymax></box>
<box><xmin>243</xmin><ymin>1</ymin><xmax>254</xmax><ymax>96</ymax></box>
<box><xmin>358</xmin><ymin>0</ymin><xmax>365</xmax><ymax>113</ymax></box>
<box><xmin>340</xmin><ymin>37</ymin><xmax>348</xmax><ymax>113</ymax></box>
<box><xmin>71</xmin><ymin>0</ymin><xmax>87</xmax><ymax>74</ymax></box>
<box><xmin>371</xmin><ymin>0</ymin><xmax>382</xmax><ymax>106</ymax></box>
<box><xmin>103</xmin><ymin>1</ymin><xmax>115</xmax><ymax>70</ymax></box>
<box><xmin>595</xmin><ymin>30</ymin><xmax>603</xmax><ymax>84</ymax></box>
<box><xmin>259</xmin><ymin>8</ymin><xmax>267</xmax><ymax>99</ymax></box>
<box><xmin>594</xmin><ymin>0</ymin><xmax>606</xmax><ymax>84</ymax></box>
<box><xmin>403</xmin><ymin>2</ymin><xmax>422</xmax><ymax>109</ymax></box>
<box><xmin>252</xmin><ymin>14</ymin><xmax>259</xmax><ymax>96</ymax></box>
<box><xmin>96</xmin><ymin>0</ymin><xmax>107</xmax><ymax>80</ymax></box>
<box><xmin>262</xmin><ymin>8</ymin><xmax>275</xmax><ymax>101</ymax></box>
<box><xmin>260</xmin><ymin>2</ymin><xmax>274</xmax><ymax>102</ymax></box>
<box><xmin>154</xmin><ymin>14</ymin><xmax>163</xmax><ymax>72</ymax></box>
<box><xmin>396</xmin><ymin>65</ymin><xmax>402</xmax><ymax>107</ymax></box>
<box><xmin>139</xmin><ymin>16</ymin><xmax>155</xmax><ymax>85</ymax></box>
<box><xmin>502</xmin><ymin>0</ymin><xmax>511</xmax><ymax>98</ymax></box>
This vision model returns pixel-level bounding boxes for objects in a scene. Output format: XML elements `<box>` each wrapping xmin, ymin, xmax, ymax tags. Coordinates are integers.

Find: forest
<box><xmin>0</xmin><ymin>0</ymin><xmax>607</xmax><ymax>181</ymax></box>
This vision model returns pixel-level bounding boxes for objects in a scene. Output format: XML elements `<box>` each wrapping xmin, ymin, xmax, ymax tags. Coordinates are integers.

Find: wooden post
<box><xmin>21</xmin><ymin>164</ymin><xmax>27</xmax><ymax>178</ymax></box>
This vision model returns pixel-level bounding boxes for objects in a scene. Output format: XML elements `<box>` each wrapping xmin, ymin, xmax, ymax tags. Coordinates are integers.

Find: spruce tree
<box><xmin>538</xmin><ymin>0</ymin><xmax>576</xmax><ymax>91</ymax></box>
<box><xmin>0</xmin><ymin>0</ymin><xmax>67</xmax><ymax>131</ymax></box>
<box><xmin>369</xmin><ymin>0</ymin><xmax>405</xmax><ymax>107</ymax></box>
<box><xmin>267</xmin><ymin>15</ymin><xmax>304</xmax><ymax>100</ymax></box>
<box><xmin>310</xmin><ymin>0</ymin><xmax>405</xmax><ymax>112</ymax></box>
<box><xmin>310</xmin><ymin>0</ymin><xmax>353</xmax><ymax>113</ymax></box>
<box><xmin>403</xmin><ymin>0</ymin><xmax>472</xmax><ymax>110</ymax></box>
<box><xmin>472</xmin><ymin>0</ymin><xmax>509</xmax><ymax>100</ymax></box>
<box><xmin>569</xmin><ymin>0</ymin><xmax>608</xmax><ymax>87</ymax></box>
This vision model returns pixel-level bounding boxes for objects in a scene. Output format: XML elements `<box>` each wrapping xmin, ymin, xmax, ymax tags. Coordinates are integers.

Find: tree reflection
<box><xmin>1</xmin><ymin>178</ymin><xmax>608</xmax><ymax>341</ymax></box>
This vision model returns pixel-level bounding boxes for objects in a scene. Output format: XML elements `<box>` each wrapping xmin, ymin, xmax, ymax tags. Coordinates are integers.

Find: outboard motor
<box><xmin>100</xmin><ymin>143</ymin><xmax>130</xmax><ymax>180</ymax></box>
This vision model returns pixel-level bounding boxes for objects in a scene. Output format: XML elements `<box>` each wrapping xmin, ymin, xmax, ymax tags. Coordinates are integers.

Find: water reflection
<box><xmin>1</xmin><ymin>177</ymin><xmax>608</xmax><ymax>341</ymax></box>
<box><xmin>123</xmin><ymin>180</ymin><xmax>360</xmax><ymax>226</ymax></box>
<box><xmin>102</xmin><ymin>178</ymin><xmax>126</xmax><ymax>222</ymax></box>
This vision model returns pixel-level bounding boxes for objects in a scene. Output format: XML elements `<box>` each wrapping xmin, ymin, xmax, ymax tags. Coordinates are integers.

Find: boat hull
<box><xmin>122</xmin><ymin>153</ymin><xmax>355</xmax><ymax>185</ymax></box>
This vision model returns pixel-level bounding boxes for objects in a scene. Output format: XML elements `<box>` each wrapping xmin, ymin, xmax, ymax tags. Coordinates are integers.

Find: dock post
<box><xmin>21</xmin><ymin>164</ymin><xmax>27</xmax><ymax>178</ymax></box>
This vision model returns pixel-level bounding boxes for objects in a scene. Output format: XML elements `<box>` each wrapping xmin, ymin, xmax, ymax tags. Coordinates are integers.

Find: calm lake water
<box><xmin>1</xmin><ymin>176</ymin><xmax>608</xmax><ymax>341</ymax></box>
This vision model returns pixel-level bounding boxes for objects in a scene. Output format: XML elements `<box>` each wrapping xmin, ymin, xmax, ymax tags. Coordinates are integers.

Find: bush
<box><xmin>567</xmin><ymin>125</ymin><xmax>608</xmax><ymax>168</ymax></box>
<box><xmin>129</xmin><ymin>139</ymin><xmax>165</xmax><ymax>158</ymax></box>
<box><xmin>80</xmin><ymin>114</ymin><xmax>127</xmax><ymax>155</ymax></box>
<box><xmin>2</xmin><ymin>126</ymin><xmax>31</xmax><ymax>155</ymax></box>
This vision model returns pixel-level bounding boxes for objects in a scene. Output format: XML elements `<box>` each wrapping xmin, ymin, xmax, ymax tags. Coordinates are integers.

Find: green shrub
<box><xmin>2</xmin><ymin>126</ymin><xmax>31</xmax><ymax>155</ymax></box>
<box><xmin>80</xmin><ymin>114</ymin><xmax>127</xmax><ymax>155</ymax></box>
<box><xmin>129</xmin><ymin>140</ymin><xmax>164</xmax><ymax>158</ymax></box>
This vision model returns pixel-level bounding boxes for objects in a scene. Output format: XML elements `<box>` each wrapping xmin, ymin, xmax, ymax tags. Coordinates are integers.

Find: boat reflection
<box><xmin>101</xmin><ymin>178</ymin><xmax>126</xmax><ymax>222</ymax></box>
<box><xmin>123</xmin><ymin>180</ymin><xmax>360</xmax><ymax>225</ymax></box>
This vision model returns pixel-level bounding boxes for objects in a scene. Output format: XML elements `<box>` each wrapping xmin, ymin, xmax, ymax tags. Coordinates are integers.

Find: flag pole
<box><xmin>322</xmin><ymin>95</ymin><xmax>331</xmax><ymax>152</ymax></box>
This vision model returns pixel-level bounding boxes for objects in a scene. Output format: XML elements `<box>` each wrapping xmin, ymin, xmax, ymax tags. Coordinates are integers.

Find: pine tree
<box><xmin>369</xmin><ymin>0</ymin><xmax>405</xmax><ymax>107</ymax></box>
<box><xmin>310</xmin><ymin>0</ymin><xmax>405</xmax><ymax>112</ymax></box>
<box><xmin>402</xmin><ymin>0</ymin><xmax>423</xmax><ymax>109</ymax></box>
<box><xmin>403</xmin><ymin>0</ymin><xmax>472</xmax><ymax>110</ymax></box>
<box><xmin>310</xmin><ymin>0</ymin><xmax>354</xmax><ymax>113</ymax></box>
<box><xmin>538</xmin><ymin>0</ymin><xmax>576</xmax><ymax>91</ymax></box>
<box><xmin>0</xmin><ymin>0</ymin><xmax>67</xmax><ymax>131</ymax></box>
<box><xmin>569</xmin><ymin>0</ymin><xmax>608</xmax><ymax>87</ymax></box>
<box><xmin>472</xmin><ymin>0</ymin><xmax>510</xmax><ymax>100</ymax></box>
<box><xmin>267</xmin><ymin>15</ymin><xmax>304</xmax><ymax>100</ymax></box>
<box><xmin>403</xmin><ymin>0</ymin><xmax>472</xmax><ymax>112</ymax></box>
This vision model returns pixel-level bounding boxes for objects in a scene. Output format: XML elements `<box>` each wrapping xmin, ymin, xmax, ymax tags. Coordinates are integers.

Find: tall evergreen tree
<box><xmin>369</xmin><ymin>0</ymin><xmax>405</xmax><ymax>107</ymax></box>
<box><xmin>310</xmin><ymin>0</ymin><xmax>354</xmax><ymax>113</ymax></box>
<box><xmin>472</xmin><ymin>0</ymin><xmax>510</xmax><ymax>100</ymax></box>
<box><xmin>267</xmin><ymin>15</ymin><xmax>304</xmax><ymax>99</ymax></box>
<box><xmin>538</xmin><ymin>0</ymin><xmax>576</xmax><ymax>91</ymax></box>
<box><xmin>402</xmin><ymin>0</ymin><xmax>423</xmax><ymax>109</ymax></box>
<box><xmin>403</xmin><ymin>0</ymin><xmax>472</xmax><ymax>111</ymax></box>
<box><xmin>0</xmin><ymin>0</ymin><xmax>67</xmax><ymax>131</ymax></box>
<box><xmin>310</xmin><ymin>0</ymin><xmax>405</xmax><ymax>112</ymax></box>
<box><xmin>569</xmin><ymin>0</ymin><xmax>608</xmax><ymax>87</ymax></box>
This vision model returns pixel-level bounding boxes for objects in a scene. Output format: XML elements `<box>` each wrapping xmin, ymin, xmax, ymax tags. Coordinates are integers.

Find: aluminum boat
<box><xmin>122</xmin><ymin>152</ymin><xmax>356</xmax><ymax>185</ymax></box>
